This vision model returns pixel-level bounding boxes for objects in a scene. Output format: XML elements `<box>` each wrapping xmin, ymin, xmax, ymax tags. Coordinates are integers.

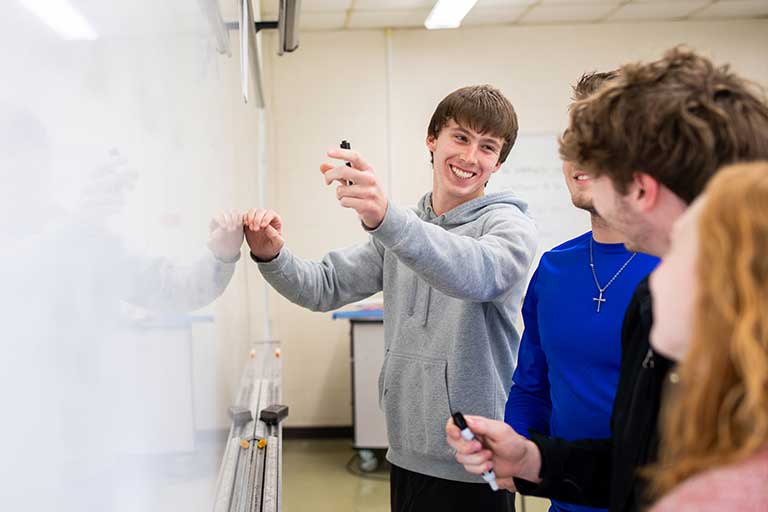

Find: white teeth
<box><xmin>575</xmin><ymin>175</ymin><xmax>590</xmax><ymax>181</ymax></box>
<box><xmin>450</xmin><ymin>165</ymin><xmax>474</xmax><ymax>179</ymax></box>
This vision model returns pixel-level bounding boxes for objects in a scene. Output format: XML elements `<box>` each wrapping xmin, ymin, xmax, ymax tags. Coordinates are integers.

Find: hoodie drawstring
<box><xmin>421</xmin><ymin>286</ymin><xmax>431</xmax><ymax>326</ymax></box>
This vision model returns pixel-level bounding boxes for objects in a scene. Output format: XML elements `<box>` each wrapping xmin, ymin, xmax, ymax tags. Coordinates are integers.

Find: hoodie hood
<box><xmin>416</xmin><ymin>191</ymin><xmax>530</xmax><ymax>226</ymax></box>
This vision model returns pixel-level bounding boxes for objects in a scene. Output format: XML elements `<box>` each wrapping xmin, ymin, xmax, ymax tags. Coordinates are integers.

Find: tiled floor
<box><xmin>283</xmin><ymin>438</ymin><xmax>551</xmax><ymax>512</ymax></box>
<box><xmin>283</xmin><ymin>439</ymin><xmax>389</xmax><ymax>512</ymax></box>
<box><xmin>93</xmin><ymin>436</ymin><xmax>549</xmax><ymax>511</ymax></box>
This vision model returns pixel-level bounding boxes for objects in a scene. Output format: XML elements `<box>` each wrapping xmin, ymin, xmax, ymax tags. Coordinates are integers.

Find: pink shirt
<box><xmin>650</xmin><ymin>449</ymin><xmax>768</xmax><ymax>512</ymax></box>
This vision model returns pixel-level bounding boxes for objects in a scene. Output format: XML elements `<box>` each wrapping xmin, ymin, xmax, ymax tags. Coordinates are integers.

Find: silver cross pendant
<box><xmin>593</xmin><ymin>290</ymin><xmax>606</xmax><ymax>313</ymax></box>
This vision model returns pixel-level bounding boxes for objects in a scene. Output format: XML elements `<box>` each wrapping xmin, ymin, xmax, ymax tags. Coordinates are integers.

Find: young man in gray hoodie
<box><xmin>244</xmin><ymin>85</ymin><xmax>538</xmax><ymax>511</ymax></box>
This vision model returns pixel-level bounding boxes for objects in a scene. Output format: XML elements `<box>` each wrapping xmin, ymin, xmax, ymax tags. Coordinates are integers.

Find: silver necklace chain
<box><xmin>589</xmin><ymin>237</ymin><xmax>637</xmax><ymax>313</ymax></box>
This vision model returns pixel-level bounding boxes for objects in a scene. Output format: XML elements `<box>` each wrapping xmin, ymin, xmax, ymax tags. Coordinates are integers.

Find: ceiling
<box><xmin>4</xmin><ymin>0</ymin><xmax>766</xmax><ymax>43</ymax></box>
<box><xmin>258</xmin><ymin>0</ymin><xmax>768</xmax><ymax>31</ymax></box>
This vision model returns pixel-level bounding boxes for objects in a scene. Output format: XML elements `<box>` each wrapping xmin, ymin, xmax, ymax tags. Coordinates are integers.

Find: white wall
<box><xmin>260</xmin><ymin>30</ymin><xmax>392</xmax><ymax>426</ymax></box>
<box><xmin>263</xmin><ymin>19</ymin><xmax>768</xmax><ymax>426</ymax></box>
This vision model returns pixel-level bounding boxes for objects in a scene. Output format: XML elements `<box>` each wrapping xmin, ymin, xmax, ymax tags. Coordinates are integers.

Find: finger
<box><xmin>245</xmin><ymin>208</ymin><xmax>260</xmax><ymax>228</ymax></box>
<box><xmin>455</xmin><ymin>440</ymin><xmax>483</xmax><ymax>456</ymax></box>
<box><xmin>260</xmin><ymin>210</ymin><xmax>279</xmax><ymax>229</ymax></box>
<box><xmin>248</xmin><ymin>208</ymin><xmax>264</xmax><ymax>231</ymax></box>
<box><xmin>464</xmin><ymin>416</ymin><xmax>511</xmax><ymax>443</ymax></box>
<box><xmin>265</xmin><ymin>225</ymin><xmax>284</xmax><ymax>244</ymax></box>
<box><xmin>325</xmin><ymin>166</ymin><xmax>372</xmax><ymax>187</ymax></box>
<box><xmin>230</xmin><ymin>209</ymin><xmax>242</xmax><ymax>229</ymax></box>
<box><xmin>326</xmin><ymin>148</ymin><xmax>373</xmax><ymax>172</ymax></box>
<box><xmin>269</xmin><ymin>213</ymin><xmax>282</xmax><ymax>232</ymax></box>
<box><xmin>447</xmin><ymin>434</ymin><xmax>469</xmax><ymax>451</ymax></box>
<box><xmin>338</xmin><ymin>196</ymin><xmax>368</xmax><ymax>212</ymax></box>
<box><xmin>213</xmin><ymin>212</ymin><xmax>227</xmax><ymax>229</ymax></box>
<box><xmin>322</xmin><ymin>166</ymin><xmax>351</xmax><ymax>186</ymax></box>
<box><xmin>446</xmin><ymin>420</ymin><xmax>460</xmax><ymax>440</ymax></box>
<box><xmin>249</xmin><ymin>209</ymin><xmax>267</xmax><ymax>231</ymax></box>
<box><xmin>320</xmin><ymin>163</ymin><xmax>354</xmax><ymax>188</ymax></box>
<box><xmin>321</xmin><ymin>164</ymin><xmax>349</xmax><ymax>185</ymax></box>
<box><xmin>336</xmin><ymin>183</ymin><xmax>370</xmax><ymax>200</ymax></box>
<box><xmin>255</xmin><ymin>209</ymin><xmax>271</xmax><ymax>231</ymax></box>
<box><xmin>446</xmin><ymin>429</ymin><xmax>464</xmax><ymax>450</ymax></box>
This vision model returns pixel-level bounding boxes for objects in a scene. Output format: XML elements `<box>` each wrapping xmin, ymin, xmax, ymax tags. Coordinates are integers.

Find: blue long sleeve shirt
<box><xmin>505</xmin><ymin>232</ymin><xmax>658</xmax><ymax>512</ymax></box>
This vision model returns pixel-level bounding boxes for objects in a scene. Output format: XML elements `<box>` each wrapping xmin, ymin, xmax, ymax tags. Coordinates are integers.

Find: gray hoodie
<box><xmin>257</xmin><ymin>191</ymin><xmax>538</xmax><ymax>482</ymax></box>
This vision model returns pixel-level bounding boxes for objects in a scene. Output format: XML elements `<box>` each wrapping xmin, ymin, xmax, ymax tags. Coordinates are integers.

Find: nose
<box><xmin>460</xmin><ymin>143</ymin><xmax>479</xmax><ymax>165</ymax></box>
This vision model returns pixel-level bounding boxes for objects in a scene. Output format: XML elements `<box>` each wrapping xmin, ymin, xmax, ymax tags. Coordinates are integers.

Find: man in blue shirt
<box><xmin>504</xmin><ymin>72</ymin><xmax>659</xmax><ymax>512</ymax></box>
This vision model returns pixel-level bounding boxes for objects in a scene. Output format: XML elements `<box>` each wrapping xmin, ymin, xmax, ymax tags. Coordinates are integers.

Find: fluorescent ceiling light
<box><xmin>424</xmin><ymin>0</ymin><xmax>478</xmax><ymax>30</ymax></box>
<box><xmin>18</xmin><ymin>0</ymin><xmax>99</xmax><ymax>40</ymax></box>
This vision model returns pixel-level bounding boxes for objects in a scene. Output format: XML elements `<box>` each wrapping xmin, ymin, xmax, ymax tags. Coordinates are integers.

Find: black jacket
<box><xmin>514</xmin><ymin>277</ymin><xmax>674</xmax><ymax>512</ymax></box>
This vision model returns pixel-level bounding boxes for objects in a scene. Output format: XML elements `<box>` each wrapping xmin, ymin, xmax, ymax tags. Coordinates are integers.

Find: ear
<box><xmin>490</xmin><ymin>160</ymin><xmax>503</xmax><ymax>175</ymax></box>
<box><xmin>426</xmin><ymin>134</ymin><xmax>436</xmax><ymax>153</ymax></box>
<box><xmin>632</xmin><ymin>172</ymin><xmax>661</xmax><ymax>213</ymax></box>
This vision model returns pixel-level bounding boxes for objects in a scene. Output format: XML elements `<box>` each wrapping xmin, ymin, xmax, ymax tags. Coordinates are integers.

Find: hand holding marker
<box><xmin>452</xmin><ymin>412</ymin><xmax>499</xmax><ymax>491</ymax></box>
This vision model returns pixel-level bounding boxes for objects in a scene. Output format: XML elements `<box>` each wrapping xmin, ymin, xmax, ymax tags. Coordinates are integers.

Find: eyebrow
<box><xmin>451</xmin><ymin>126</ymin><xmax>472</xmax><ymax>136</ymax></box>
<box><xmin>452</xmin><ymin>127</ymin><xmax>502</xmax><ymax>147</ymax></box>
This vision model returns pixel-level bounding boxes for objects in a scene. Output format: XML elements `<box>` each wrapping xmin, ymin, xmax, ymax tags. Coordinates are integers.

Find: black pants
<box><xmin>390</xmin><ymin>463</ymin><xmax>516</xmax><ymax>512</ymax></box>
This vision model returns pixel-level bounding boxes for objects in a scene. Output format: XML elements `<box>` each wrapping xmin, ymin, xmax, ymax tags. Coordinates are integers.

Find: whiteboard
<box><xmin>487</xmin><ymin>134</ymin><xmax>591</xmax><ymax>259</ymax></box>
<box><xmin>0</xmin><ymin>2</ymin><xmax>255</xmax><ymax>511</ymax></box>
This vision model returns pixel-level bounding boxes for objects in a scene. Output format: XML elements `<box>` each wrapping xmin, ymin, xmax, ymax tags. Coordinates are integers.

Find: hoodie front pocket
<box><xmin>381</xmin><ymin>352</ymin><xmax>452</xmax><ymax>459</ymax></box>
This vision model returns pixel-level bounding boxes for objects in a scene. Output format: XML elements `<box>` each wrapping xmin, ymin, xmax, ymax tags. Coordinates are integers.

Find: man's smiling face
<box><xmin>427</xmin><ymin>119</ymin><xmax>504</xmax><ymax>206</ymax></box>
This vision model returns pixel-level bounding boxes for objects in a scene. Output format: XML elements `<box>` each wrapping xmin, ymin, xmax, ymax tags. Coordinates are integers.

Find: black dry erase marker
<box><xmin>340</xmin><ymin>140</ymin><xmax>353</xmax><ymax>185</ymax></box>
<box><xmin>340</xmin><ymin>140</ymin><xmax>352</xmax><ymax>166</ymax></box>
<box><xmin>452</xmin><ymin>412</ymin><xmax>499</xmax><ymax>491</ymax></box>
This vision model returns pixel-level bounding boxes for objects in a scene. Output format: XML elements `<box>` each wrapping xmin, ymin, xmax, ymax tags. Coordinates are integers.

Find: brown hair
<box><xmin>572</xmin><ymin>70</ymin><xmax>618</xmax><ymax>102</ymax></box>
<box><xmin>560</xmin><ymin>47</ymin><xmax>768</xmax><ymax>204</ymax></box>
<box><xmin>427</xmin><ymin>85</ymin><xmax>518</xmax><ymax>164</ymax></box>
<box><xmin>648</xmin><ymin>162</ymin><xmax>768</xmax><ymax>497</ymax></box>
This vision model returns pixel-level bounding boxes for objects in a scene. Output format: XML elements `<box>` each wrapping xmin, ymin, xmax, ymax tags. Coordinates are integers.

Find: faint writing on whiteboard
<box><xmin>487</xmin><ymin>134</ymin><xmax>590</xmax><ymax>255</ymax></box>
